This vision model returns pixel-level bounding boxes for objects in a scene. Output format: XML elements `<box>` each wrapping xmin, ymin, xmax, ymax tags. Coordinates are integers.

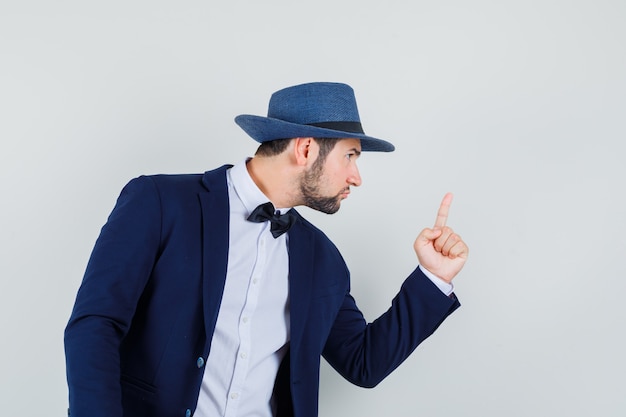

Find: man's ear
<box><xmin>293</xmin><ymin>137</ymin><xmax>316</xmax><ymax>166</ymax></box>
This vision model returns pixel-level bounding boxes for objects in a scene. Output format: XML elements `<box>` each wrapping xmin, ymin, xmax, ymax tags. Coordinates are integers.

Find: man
<box><xmin>64</xmin><ymin>82</ymin><xmax>468</xmax><ymax>417</ymax></box>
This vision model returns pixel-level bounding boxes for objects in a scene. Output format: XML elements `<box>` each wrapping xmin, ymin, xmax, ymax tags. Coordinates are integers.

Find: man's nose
<box><xmin>348</xmin><ymin>165</ymin><xmax>362</xmax><ymax>187</ymax></box>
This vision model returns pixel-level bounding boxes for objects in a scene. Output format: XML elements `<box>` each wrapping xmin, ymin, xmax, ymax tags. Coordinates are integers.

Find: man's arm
<box><xmin>322</xmin><ymin>193</ymin><xmax>467</xmax><ymax>387</ymax></box>
<box><xmin>64</xmin><ymin>176</ymin><xmax>161</xmax><ymax>417</ymax></box>
<box><xmin>322</xmin><ymin>267</ymin><xmax>459</xmax><ymax>387</ymax></box>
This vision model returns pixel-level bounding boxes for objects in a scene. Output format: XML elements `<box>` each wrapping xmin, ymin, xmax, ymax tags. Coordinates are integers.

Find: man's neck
<box><xmin>245</xmin><ymin>156</ymin><xmax>301</xmax><ymax>209</ymax></box>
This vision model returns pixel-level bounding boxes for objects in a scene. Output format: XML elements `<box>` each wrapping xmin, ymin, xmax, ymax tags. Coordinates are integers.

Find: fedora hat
<box><xmin>235</xmin><ymin>82</ymin><xmax>395</xmax><ymax>152</ymax></box>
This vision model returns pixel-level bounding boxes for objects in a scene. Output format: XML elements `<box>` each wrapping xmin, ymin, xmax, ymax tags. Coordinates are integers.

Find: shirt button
<box><xmin>252</xmin><ymin>278</ymin><xmax>258</xmax><ymax>284</ymax></box>
<box><xmin>196</xmin><ymin>357</ymin><xmax>205</xmax><ymax>368</ymax></box>
<box><xmin>240</xmin><ymin>352</ymin><xmax>247</xmax><ymax>359</ymax></box>
<box><xmin>230</xmin><ymin>392</ymin><xmax>239</xmax><ymax>400</ymax></box>
<box><xmin>242</xmin><ymin>317</ymin><xmax>249</xmax><ymax>323</ymax></box>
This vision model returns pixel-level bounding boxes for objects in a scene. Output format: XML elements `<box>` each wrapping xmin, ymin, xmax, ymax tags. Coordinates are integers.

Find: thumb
<box><xmin>414</xmin><ymin>227</ymin><xmax>442</xmax><ymax>264</ymax></box>
<box><xmin>413</xmin><ymin>227</ymin><xmax>443</xmax><ymax>251</ymax></box>
<box><xmin>416</xmin><ymin>227</ymin><xmax>442</xmax><ymax>244</ymax></box>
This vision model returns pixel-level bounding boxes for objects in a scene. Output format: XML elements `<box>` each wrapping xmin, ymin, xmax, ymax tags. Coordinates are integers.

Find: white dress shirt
<box><xmin>195</xmin><ymin>160</ymin><xmax>291</xmax><ymax>417</ymax></box>
<box><xmin>194</xmin><ymin>159</ymin><xmax>453</xmax><ymax>417</ymax></box>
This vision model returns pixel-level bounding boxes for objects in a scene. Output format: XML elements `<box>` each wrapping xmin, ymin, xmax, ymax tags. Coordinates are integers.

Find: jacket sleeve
<box><xmin>64</xmin><ymin>176</ymin><xmax>162</xmax><ymax>417</ymax></box>
<box><xmin>322</xmin><ymin>267</ymin><xmax>460</xmax><ymax>388</ymax></box>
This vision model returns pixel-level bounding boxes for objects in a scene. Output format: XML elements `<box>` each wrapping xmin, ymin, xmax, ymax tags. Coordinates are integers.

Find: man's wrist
<box><xmin>418</xmin><ymin>265</ymin><xmax>454</xmax><ymax>296</ymax></box>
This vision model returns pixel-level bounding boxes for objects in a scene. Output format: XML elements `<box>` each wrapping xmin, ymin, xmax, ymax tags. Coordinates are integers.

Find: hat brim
<box><xmin>235</xmin><ymin>115</ymin><xmax>395</xmax><ymax>152</ymax></box>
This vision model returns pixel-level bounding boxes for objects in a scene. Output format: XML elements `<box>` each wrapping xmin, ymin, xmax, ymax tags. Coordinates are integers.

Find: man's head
<box><xmin>253</xmin><ymin>136</ymin><xmax>362</xmax><ymax>214</ymax></box>
<box><xmin>240</xmin><ymin>82</ymin><xmax>390</xmax><ymax>213</ymax></box>
<box><xmin>298</xmin><ymin>137</ymin><xmax>362</xmax><ymax>214</ymax></box>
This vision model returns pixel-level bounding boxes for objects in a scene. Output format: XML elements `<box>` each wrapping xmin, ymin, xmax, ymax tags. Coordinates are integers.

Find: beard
<box><xmin>299</xmin><ymin>162</ymin><xmax>345</xmax><ymax>214</ymax></box>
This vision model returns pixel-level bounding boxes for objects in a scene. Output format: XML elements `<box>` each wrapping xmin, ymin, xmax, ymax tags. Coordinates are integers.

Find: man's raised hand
<box><xmin>413</xmin><ymin>193</ymin><xmax>469</xmax><ymax>283</ymax></box>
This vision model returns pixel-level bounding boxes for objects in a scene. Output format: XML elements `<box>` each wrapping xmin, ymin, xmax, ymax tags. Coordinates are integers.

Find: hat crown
<box><xmin>234</xmin><ymin>81</ymin><xmax>395</xmax><ymax>152</ymax></box>
<box><xmin>267</xmin><ymin>82</ymin><xmax>361</xmax><ymax>125</ymax></box>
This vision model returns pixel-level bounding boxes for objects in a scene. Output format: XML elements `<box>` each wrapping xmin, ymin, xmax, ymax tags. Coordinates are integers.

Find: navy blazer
<box><xmin>65</xmin><ymin>165</ymin><xmax>460</xmax><ymax>417</ymax></box>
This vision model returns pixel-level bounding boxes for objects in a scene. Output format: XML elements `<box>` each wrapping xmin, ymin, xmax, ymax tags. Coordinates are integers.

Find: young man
<box><xmin>65</xmin><ymin>82</ymin><xmax>468</xmax><ymax>417</ymax></box>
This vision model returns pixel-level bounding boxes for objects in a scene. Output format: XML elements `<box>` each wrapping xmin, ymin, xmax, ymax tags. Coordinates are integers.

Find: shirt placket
<box><xmin>223</xmin><ymin>229</ymin><xmax>268</xmax><ymax>417</ymax></box>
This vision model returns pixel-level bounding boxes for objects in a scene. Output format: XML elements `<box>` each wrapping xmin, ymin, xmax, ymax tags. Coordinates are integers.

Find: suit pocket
<box><xmin>121</xmin><ymin>373</ymin><xmax>157</xmax><ymax>396</ymax></box>
<box><xmin>121</xmin><ymin>374</ymin><xmax>158</xmax><ymax>416</ymax></box>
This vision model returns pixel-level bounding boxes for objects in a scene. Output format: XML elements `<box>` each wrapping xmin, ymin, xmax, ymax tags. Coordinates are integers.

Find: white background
<box><xmin>1</xmin><ymin>1</ymin><xmax>625</xmax><ymax>416</ymax></box>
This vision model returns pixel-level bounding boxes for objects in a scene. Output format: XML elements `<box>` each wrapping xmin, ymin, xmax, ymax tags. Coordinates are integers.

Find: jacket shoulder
<box><xmin>126</xmin><ymin>164</ymin><xmax>233</xmax><ymax>196</ymax></box>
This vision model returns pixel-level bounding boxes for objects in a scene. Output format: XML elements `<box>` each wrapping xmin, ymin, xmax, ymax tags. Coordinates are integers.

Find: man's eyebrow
<box><xmin>348</xmin><ymin>148</ymin><xmax>362</xmax><ymax>156</ymax></box>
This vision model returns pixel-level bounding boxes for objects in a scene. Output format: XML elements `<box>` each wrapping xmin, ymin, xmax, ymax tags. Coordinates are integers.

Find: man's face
<box><xmin>300</xmin><ymin>138</ymin><xmax>362</xmax><ymax>214</ymax></box>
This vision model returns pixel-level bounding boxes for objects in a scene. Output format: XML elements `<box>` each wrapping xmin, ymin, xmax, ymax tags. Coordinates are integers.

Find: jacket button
<box><xmin>196</xmin><ymin>357</ymin><xmax>205</xmax><ymax>368</ymax></box>
<box><xmin>185</xmin><ymin>409</ymin><xmax>192</xmax><ymax>417</ymax></box>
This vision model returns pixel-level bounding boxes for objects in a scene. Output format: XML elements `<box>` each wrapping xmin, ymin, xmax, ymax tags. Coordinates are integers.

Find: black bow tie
<box><xmin>247</xmin><ymin>202</ymin><xmax>296</xmax><ymax>238</ymax></box>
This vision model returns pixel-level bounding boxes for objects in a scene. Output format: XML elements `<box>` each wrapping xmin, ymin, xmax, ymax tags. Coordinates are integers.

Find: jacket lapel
<box><xmin>286</xmin><ymin>214</ymin><xmax>315</xmax><ymax>351</ymax></box>
<box><xmin>198</xmin><ymin>165</ymin><xmax>231</xmax><ymax>350</ymax></box>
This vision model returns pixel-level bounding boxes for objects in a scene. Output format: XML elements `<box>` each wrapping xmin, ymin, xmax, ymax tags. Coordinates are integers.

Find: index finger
<box><xmin>434</xmin><ymin>192</ymin><xmax>453</xmax><ymax>228</ymax></box>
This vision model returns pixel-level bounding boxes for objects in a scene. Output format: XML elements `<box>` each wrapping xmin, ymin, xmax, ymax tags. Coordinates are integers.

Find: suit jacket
<box><xmin>65</xmin><ymin>165</ymin><xmax>460</xmax><ymax>417</ymax></box>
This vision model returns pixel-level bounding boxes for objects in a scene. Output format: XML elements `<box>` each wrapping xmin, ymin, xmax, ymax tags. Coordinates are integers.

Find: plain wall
<box><xmin>1</xmin><ymin>1</ymin><xmax>625</xmax><ymax>416</ymax></box>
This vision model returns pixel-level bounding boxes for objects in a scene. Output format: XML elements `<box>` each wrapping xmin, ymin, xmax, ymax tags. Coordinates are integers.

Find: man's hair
<box><xmin>255</xmin><ymin>138</ymin><xmax>341</xmax><ymax>164</ymax></box>
<box><xmin>255</xmin><ymin>139</ymin><xmax>291</xmax><ymax>156</ymax></box>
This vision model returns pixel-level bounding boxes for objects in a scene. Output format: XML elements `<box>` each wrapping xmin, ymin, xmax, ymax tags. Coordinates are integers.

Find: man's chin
<box><xmin>302</xmin><ymin>192</ymin><xmax>344</xmax><ymax>214</ymax></box>
<box><xmin>309</xmin><ymin>201</ymin><xmax>341</xmax><ymax>215</ymax></box>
